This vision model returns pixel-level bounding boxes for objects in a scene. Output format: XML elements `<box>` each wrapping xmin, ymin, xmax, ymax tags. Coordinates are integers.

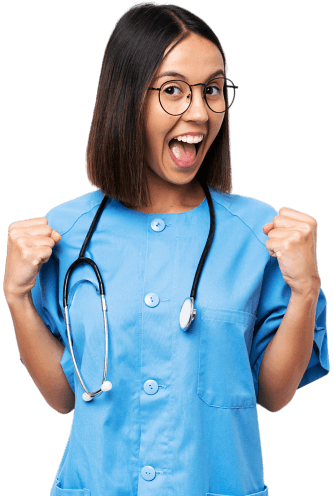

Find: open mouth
<box><xmin>168</xmin><ymin>138</ymin><xmax>204</xmax><ymax>155</ymax></box>
<box><xmin>167</xmin><ymin>137</ymin><xmax>203</xmax><ymax>167</ymax></box>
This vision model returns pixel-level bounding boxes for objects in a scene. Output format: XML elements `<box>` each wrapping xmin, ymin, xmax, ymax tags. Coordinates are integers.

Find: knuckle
<box><xmin>300</xmin><ymin>223</ymin><xmax>312</xmax><ymax>236</ymax></box>
<box><xmin>304</xmin><ymin>224</ymin><xmax>312</xmax><ymax>235</ymax></box>
<box><xmin>294</xmin><ymin>231</ymin><xmax>303</xmax><ymax>241</ymax></box>
<box><xmin>16</xmin><ymin>236</ymin><xmax>26</xmax><ymax>249</ymax></box>
<box><xmin>21</xmin><ymin>248</ymin><xmax>31</xmax><ymax>261</ymax></box>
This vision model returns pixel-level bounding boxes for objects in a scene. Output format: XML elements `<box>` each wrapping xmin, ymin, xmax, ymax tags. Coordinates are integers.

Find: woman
<box><xmin>4</xmin><ymin>4</ymin><xmax>329</xmax><ymax>495</ymax></box>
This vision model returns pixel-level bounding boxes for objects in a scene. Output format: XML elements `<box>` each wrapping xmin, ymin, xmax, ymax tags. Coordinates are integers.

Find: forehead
<box><xmin>154</xmin><ymin>33</ymin><xmax>225</xmax><ymax>82</ymax></box>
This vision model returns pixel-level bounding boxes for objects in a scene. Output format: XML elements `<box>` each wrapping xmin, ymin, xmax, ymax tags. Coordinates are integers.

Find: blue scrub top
<box><xmin>31</xmin><ymin>186</ymin><xmax>330</xmax><ymax>496</ymax></box>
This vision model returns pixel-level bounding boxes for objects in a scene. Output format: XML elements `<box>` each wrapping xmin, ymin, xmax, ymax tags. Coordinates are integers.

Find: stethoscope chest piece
<box><xmin>179</xmin><ymin>297</ymin><xmax>196</xmax><ymax>331</ymax></box>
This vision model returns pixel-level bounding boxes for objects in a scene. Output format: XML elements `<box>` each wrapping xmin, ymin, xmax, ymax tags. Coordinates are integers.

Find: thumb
<box><xmin>51</xmin><ymin>230</ymin><xmax>62</xmax><ymax>243</ymax></box>
<box><xmin>262</xmin><ymin>221</ymin><xmax>274</xmax><ymax>235</ymax></box>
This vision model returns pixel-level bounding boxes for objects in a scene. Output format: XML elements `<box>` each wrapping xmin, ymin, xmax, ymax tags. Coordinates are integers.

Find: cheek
<box><xmin>145</xmin><ymin>112</ymin><xmax>176</xmax><ymax>157</ymax></box>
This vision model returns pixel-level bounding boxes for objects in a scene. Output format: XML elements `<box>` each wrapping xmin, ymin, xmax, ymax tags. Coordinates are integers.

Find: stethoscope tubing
<box><xmin>64</xmin><ymin>256</ymin><xmax>109</xmax><ymax>398</ymax></box>
<box><xmin>190</xmin><ymin>181</ymin><xmax>215</xmax><ymax>299</ymax></box>
<box><xmin>63</xmin><ymin>196</ymin><xmax>111</xmax><ymax>398</ymax></box>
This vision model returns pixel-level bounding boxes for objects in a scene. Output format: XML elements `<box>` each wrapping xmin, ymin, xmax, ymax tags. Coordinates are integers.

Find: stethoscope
<box><xmin>63</xmin><ymin>181</ymin><xmax>216</xmax><ymax>402</ymax></box>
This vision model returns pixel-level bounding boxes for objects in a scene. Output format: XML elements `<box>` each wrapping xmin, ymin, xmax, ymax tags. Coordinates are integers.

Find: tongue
<box><xmin>169</xmin><ymin>139</ymin><xmax>196</xmax><ymax>161</ymax></box>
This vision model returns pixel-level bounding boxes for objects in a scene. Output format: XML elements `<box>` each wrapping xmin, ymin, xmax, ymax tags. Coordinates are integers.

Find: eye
<box><xmin>206</xmin><ymin>85</ymin><xmax>220</xmax><ymax>96</ymax></box>
<box><xmin>205</xmin><ymin>78</ymin><xmax>224</xmax><ymax>97</ymax></box>
<box><xmin>163</xmin><ymin>84</ymin><xmax>182</xmax><ymax>96</ymax></box>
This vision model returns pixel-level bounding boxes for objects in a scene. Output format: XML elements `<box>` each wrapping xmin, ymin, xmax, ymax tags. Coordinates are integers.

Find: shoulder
<box><xmin>45</xmin><ymin>189</ymin><xmax>105</xmax><ymax>236</ymax></box>
<box><xmin>209</xmin><ymin>187</ymin><xmax>278</xmax><ymax>247</ymax></box>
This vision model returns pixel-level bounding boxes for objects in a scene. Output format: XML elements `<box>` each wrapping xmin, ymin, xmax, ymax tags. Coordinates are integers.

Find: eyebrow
<box><xmin>154</xmin><ymin>69</ymin><xmax>226</xmax><ymax>82</ymax></box>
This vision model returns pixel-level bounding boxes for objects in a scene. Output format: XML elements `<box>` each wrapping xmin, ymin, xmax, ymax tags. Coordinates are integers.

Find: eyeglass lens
<box><xmin>159</xmin><ymin>77</ymin><xmax>235</xmax><ymax>115</ymax></box>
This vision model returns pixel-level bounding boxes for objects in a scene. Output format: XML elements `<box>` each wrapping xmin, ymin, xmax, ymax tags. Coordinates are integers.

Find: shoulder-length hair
<box><xmin>86</xmin><ymin>2</ymin><xmax>232</xmax><ymax>207</ymax></box>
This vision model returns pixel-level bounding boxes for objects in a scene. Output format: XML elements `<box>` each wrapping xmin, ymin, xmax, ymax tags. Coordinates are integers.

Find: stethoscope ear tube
<box><xmin>180</xmin><ymin>180</ymin><xmax>216</xmax><ymax>331</ymax></box>
<box><xmin>63</xmin><ymin>257</ymin><xmax>105</xmax><ymax>308</ymax></box>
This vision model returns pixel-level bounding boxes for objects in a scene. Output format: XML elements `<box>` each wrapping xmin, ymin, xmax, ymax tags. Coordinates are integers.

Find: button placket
<box><xmin>140</xmin><ymin>215</ymin><xmax>171</xmax><ymax>486</ymax></box>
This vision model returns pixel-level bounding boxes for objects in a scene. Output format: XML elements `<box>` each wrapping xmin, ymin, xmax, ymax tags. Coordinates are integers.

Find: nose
<box><xmin>182</xmin><ymin>84</ymin><xmax>209</xmax><ymax>123</ymax></box>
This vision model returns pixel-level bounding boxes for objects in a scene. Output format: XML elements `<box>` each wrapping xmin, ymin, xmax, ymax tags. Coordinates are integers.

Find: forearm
<box><xmin>257</xmin><ymin>285</ymin><xmax>320</xmax><ymax>412</ymax></box>
<box><xmin>5</xmin><ymin>291</ymin><xmax>75</xmax><ymax>414</ymax></box>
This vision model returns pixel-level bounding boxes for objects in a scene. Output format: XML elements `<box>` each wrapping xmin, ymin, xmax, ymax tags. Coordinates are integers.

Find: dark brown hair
<box><xmin>86</xmin><ymin>2</ymin><xmax>232</xmax><ymax>207</ymax></box>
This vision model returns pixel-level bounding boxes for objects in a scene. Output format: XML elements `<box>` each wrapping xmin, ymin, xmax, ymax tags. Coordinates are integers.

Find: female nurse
<box><xmin>3</xmin><ymin>4</ymin><xmax>329</xmax><ymax>496</ymax></box>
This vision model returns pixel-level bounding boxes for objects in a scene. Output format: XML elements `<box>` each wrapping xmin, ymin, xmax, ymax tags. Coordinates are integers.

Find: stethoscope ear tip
<box><xmin>101</xmin><ymin>380</ymin><xmax>112</xmax><ymax>392</ymax></box>
<box><xmin>82</xmin><ymin>381</ymin><xmax>113</xmax><ymax>401</ymax></box>
<box><xmin>82</xmin><ymin>392</ymin><xmax>93</xmax><ymax>402</ymax></box>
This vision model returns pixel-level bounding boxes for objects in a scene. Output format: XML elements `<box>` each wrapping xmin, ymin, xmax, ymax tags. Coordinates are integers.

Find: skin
<box><xmin>262</xmin><ymin>208</ymin><xmax>320</xmax><ymax>295</ymax></box>
<box><xmin>127</xmin><ymin>32</ymin><xmax>226</xmax><ymax>213</ymax></box>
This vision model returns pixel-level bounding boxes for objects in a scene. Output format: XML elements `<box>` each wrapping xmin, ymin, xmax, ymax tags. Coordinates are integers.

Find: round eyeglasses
<box><xmin>148</xmin><ymin>77</ymin><xmax>238</xmax><ymax>116</ymax></box>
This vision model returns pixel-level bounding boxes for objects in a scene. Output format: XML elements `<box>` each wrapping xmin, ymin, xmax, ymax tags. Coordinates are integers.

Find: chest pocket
<box><xmin>197</xmin><ymin>308</ymin><xmax>257</xmax><ymax>409</ymax></box>
<box><xmin>54</xmin><ymin>477</ymin><xmax>90</xmax><ymax>494</ymax></box>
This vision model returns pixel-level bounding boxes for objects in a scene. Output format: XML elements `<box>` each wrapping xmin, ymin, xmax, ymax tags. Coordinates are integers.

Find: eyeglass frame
<box><xmin>148</xmin><ymin>76</ymin><xmax>238</xmax><ymax>116</ymax></box>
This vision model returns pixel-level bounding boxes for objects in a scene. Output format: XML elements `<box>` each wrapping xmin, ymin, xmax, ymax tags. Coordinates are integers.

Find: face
<box><xmin>143</xmin><ymin>32</ymin><xmax>225</xmax><ymax>187</ymax></box>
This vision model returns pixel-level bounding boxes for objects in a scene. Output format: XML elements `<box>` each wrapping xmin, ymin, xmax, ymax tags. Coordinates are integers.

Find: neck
<box><xmin>122</xmin><ymin>171</ymin><xmax>205</xmax><ymax>214</ymax></box>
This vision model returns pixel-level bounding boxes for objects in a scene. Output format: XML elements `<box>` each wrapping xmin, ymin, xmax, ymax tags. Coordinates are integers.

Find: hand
<box><xmin>3</xmin><ymin>217</ymin><xmax>61</xmax><ymax>301</ymax></box>
<box><xmin>262</xmin><ymin>207</ymin><xmax>321</xmax><ymax>295</ymax></box>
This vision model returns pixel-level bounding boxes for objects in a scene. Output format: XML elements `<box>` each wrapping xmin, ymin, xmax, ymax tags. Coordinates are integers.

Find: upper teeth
<box><xmin>175</xmin><ymin>134</ymin><xmax>204</xmax><ymax>144</ymax></box>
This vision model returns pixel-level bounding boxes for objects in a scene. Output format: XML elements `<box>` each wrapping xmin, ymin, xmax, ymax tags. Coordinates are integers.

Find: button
<box><xmin>144</xmin><ymin>379</ymin><xmax>159</xmax><ymax>395</ymax></box>
<box><xmin>151</xmin><ymin>218</ymin><xmax>166</xmax><ymax>232</ymax></box>
<box><xmin>141</xmin><ymin>465</ymin><xmax>156</xmax><ymax>481</ymax></box>
<box><xmin>144</xmin><ymin>293</ymin><xmax>159</xmax><ymax>307</ymax></box>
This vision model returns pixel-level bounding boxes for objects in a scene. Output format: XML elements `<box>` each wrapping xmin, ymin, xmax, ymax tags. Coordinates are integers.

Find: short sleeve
<box><xmin>30</xmin><ymin>252</ymin><xmax>75</xmax><ymax>393</ymax></box>
<box><xmin>250</xmin><ymin>255</ymin><xmax>330</xmax><ymax>404</ymax></box>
